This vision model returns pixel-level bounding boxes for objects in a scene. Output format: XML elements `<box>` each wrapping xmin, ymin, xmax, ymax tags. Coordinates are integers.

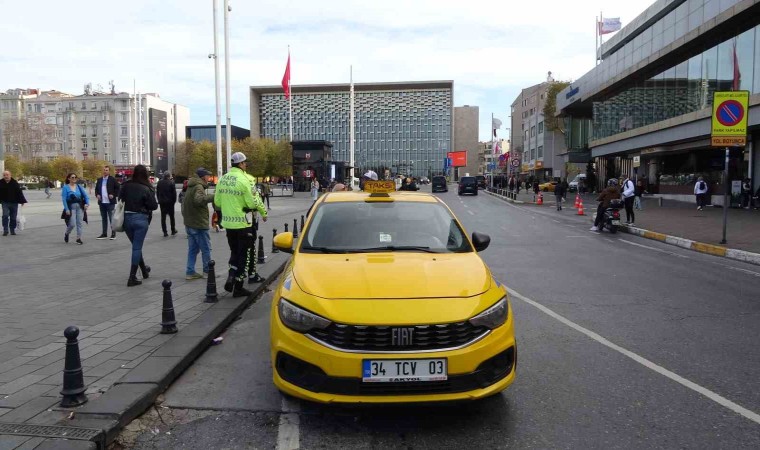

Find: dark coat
<box><xmin>119</xmin><ymin>180</ymin><xmax>158</xmax><ymax>214</ymax></box>
<box><xmin>95</xmin><ymin>176</ymin><xmax>119</xmax><ymax>204</ymax></box>
<box><xmin>0</xmin><ymin>178</ymin><xmax>27</xmax><ymax>204</ymax></box>
<box><xmin>156</xmin><ymin>179</ymin><xmax>177</xmax><ymax>204</ymax></box>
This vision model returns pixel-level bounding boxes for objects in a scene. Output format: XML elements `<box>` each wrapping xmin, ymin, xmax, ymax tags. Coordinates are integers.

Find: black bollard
<box><xmin>60</xmin><ymin>326</ymin><xmax>88</xmax><ymax>407</ymax></box>
<box><xmin>300</xmin><ymin>215</ymin><xmax>305</xmax><ymax>231</ymax></box>
<box><xmin>284</xmin><ymin>223</ymin><xmax>289</xmax><ymax>233</ymax></box>
<box><xmin>293</xmin><ymin>219</ymin><xmax>298</xmax><ymax>238</ymax></box>
<box><xmin>272</xmin><ymin>228</ymin><xmax>279</xmax><ymax>253</ymax></box>
<box><xmin>160</xmin><ymin>280</ymin><xmax>178</xmax><ymax>334</ymax></box>
<box><xmin>258</xmin><ymin>235</ymin><xmax>266</xmax><ymax>264</ymax></box>
<box><xmin>205</xmin><ymin>260</ymin><xmax>218</xmax><ymax>303</ymax></box>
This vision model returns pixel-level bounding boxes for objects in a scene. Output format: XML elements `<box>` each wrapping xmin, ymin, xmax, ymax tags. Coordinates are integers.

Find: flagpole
<box><xmin>288</xmin><ymin>46</ymin><xmax>293</xmax><ymax>142</ymax></box>
<box><xmin>223</xmin><ymin>0</ymin><xmax>232</xmax><ymax>172</ymax></box>
<box><xmin>212</xmin><ymin>0</ymin><xmax>223</xmax><ymax>177</ymax></box>
<box><xmin>349</xmin><ymin>65</ymin><xmax>355</xmax><ymax>189</ymax></box>
<box><xmin>599</xmin><ymin>11</ymin><xmax>604</xmax><ymax>48</ymax></box>
<box><xmin>595</xmin><ymin>15</ymin><xmax>599</xmax><ymax>66</ymax></box>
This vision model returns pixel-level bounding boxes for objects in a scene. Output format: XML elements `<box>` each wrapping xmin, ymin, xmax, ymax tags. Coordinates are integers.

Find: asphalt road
<box><xmin>121</xmin><ymin>185</ymin><xmax>760</xmax><ymax>449</ymax></box>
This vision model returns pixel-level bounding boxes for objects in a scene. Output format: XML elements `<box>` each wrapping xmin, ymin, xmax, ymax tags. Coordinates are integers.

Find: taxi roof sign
<box><xmin>711</xmin><ymin>91</ymin><xmax>749</xmax><ymax>147</ymax></box>
<box><xmin>363</xmin><ymin>180</ymin><xmax>396</xmax><ymax>194</ymax></box>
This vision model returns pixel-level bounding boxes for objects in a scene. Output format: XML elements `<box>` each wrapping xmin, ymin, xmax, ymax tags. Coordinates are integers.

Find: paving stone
<box><xmin>0</xmin><ymin>435</ymin><xmax>35</xmax><ymax>450</ymax></box>
<box><xmin>82</xmin><ymin>352</ymin><xmax>120</xmax><ymax>369</ymax></box>
<box><xmin>0</xmin><ymin>396</ymin><xmax>59</xmax><ymax>422</ymax></box>
<box><xmin>21</xmin><ymin>343</ymin><xmax>64</xmax><ymax>358</ymax></box>
<box><xmin>86</xmin><ymin>359</ymin><xmax>127</xmax><ymax>379</ymax></box>
<box><xmin>0</xmin><ymin>383</ymin><xmax>52</xmax><ymax>408</ymax></box>
<box><xmin>30</xmin><ymin>360</ymin><xmax>65</xmax><ymax>378</ymax></box>
<box><xmin>0</xmin><ymin>374</ymin><xmax>49</xmax><ymax>395</ymax></box>
<box><xmin>34</xmin><ymin>439</ymin><xmax>98</xmax><ymax>450</ymax></box>
<box><xmin>103</xmin><ymin>338</ymin><xmax>142</xmax><ymax>354</ymax></box>
<box><xmin>0</xmin><ymin>365</ymin><xmax>44</xmax><ymax>383</ymax></box>
<box><xmin>13</xmin><ymin>436</ymin><xmax>46</xmax><ymax>450</ymax></box>
<box><xmin>77</xmin><ymin>344</ymin><xmax>113</xmax><ymax>360</ymax></box>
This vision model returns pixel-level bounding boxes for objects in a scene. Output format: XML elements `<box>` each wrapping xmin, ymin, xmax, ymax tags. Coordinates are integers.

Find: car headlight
<box><xmin>278</xmin><ymin>298</ymin><xmax>332</xmax><ymax>333</ymax></box>
<box><xmin>468</xmin><ymin>297</ymin><xmax>508</xmax><ymax>330</ymax></box>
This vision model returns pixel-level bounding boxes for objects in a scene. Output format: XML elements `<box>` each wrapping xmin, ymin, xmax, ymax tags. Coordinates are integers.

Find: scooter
<box><xmin>599</xmin><ymin>199</ymin><xmax>623</xmax><ymax>233</ymax></box>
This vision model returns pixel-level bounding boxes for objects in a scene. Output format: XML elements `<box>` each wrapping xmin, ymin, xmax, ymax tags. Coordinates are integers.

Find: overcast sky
<box><xmin>1</xmin><ymin>0</ymin><xmax>647</xmax><ymax>141</ymax></box>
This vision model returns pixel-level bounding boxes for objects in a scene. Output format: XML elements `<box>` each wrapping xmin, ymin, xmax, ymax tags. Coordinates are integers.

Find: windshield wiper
<box><xmin>300</xmin><ymin>246</ymin><xmax>346</xmax><ymax>254</ymax></box>
<box><xmin>346</xmin><ymin>245</ymin><xmax>439</xmax><ymax>253</ymax></box>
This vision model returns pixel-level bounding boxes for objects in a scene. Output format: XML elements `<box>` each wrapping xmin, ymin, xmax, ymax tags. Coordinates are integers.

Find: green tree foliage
<box><xmin>542</xmin><ymin>81</ymin><xmax>571</xmax><ymax>131</ymax></box>
<box><xmin>189</xmin><ymin>140</ymin><xmax>218</xmax><ymax>177</ymax></box>
<box><xmin>21</xmin><ymin>158</ymin><xmax>52</xmax><ymax>180</ymax></box>
<box><xmin>51</xmin><ymin>156</ymin><xmax>82</xmax><ymax>183</ymax></box>
<box><xmin>4</xmin><ymin>155</ymin><xmax>23</xmax><ymax>178</ymax></box>
<box><xmin>81</xmin><ymin>159</ymin><xmax>114</xmax><ymax>183</ymax></box>
<box><xmin>232</xmin><ymin>138</ymin><xmax>291</xmax><ymax>178</ymax></box>
<box><xmin>173</xmin><ymin>140</ymin><xmax>193</xmax><ymax>178</ymax></box>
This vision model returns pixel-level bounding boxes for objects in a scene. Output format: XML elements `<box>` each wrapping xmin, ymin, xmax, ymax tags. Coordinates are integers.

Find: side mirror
<box><xmin>472</xmin><ymin>232</ymin><xmax>490</xmax><ymax>252</ymax></box>
<box><xmin>274</xmin><ymin>232</ymin><xmax>294</xmax><ymax>254</ymax></box>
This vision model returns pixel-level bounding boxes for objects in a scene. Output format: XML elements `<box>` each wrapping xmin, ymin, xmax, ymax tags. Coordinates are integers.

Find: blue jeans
<box><xmin>124</xmin><ymin>213</ymin><xmax>150</xmax><ymax>266</ymax></box>
<box><xmin>100</xmin><ymin>203</ymin><xmax>115</xmax><ymax>235</ymax></box>
<box><xmin>186</xmin><ymin>226</ymin><xmax>211</xmax><ymax>275</ymax></box>
<box><xmin>65</xmin><ymin>203</ymin><xmax>84</xmax><ymax>238</ymax></box>
<box><xmin>2</xmin><ymin>202</ymin><xmax>19</xmax><ymax>232</ymax></box>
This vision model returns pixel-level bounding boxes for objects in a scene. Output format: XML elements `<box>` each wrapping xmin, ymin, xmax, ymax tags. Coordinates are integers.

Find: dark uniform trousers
<box><xmin>226</xmin><ymin>228</ymin><xmax>253</xmax><ymax>281</ymax></box>
<box><xmin>246</xmin><ymin>221</ymin><xmax>258</xmax><ymax>277</ymax></box>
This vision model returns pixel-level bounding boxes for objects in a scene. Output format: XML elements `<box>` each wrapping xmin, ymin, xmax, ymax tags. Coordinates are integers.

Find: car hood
<box><xmin>293</xmin><ymin>252</ymin><xmax>491</xmax><ymax>299</ymax></box>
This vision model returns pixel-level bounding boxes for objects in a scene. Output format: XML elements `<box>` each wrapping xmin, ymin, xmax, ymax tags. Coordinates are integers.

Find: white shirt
<box><xmin>694</xmin><ymin>180</ymin><xmax>708</xmax><ymax>195</ymax></box>
<box><xmin>100</xmin><ymin>176</ymin><xmax>110</xmax><ymax>204</ymax></box>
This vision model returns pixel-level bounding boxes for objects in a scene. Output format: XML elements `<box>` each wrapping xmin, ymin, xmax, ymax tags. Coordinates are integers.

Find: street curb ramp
<box><xmin>620</xmin><ymin>225</ymin><xmax>760</xmax><ymax>266</ymax></box>
<box><xmin>59</xmin><ymin>258</ymin><xmax>290</xmax><ymax>448</ymax></box>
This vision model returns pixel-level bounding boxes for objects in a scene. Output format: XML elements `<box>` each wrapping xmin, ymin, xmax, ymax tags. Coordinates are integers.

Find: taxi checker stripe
<box><xmin>507</xmin><ymin>287</ymin><xmax>760</xmax><ymax>425</ymax></box>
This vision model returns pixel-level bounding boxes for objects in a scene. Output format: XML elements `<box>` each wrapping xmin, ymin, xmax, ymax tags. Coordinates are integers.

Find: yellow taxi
<box><xmin>538</xmin><ymin>180</ymin><xmax>558</xmax><ymax>192</ymax></box>
<box><xmin>270</xmin><ymin>181</ymin><xmax>516</xmax><ymax>403</ymax></box>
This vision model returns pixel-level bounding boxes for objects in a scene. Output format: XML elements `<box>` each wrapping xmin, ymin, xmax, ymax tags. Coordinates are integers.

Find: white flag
<box><xmin>599</xmin><ymin>17</ymin><xmax>621</xmax><ymax>35</ymax></box>
<box><xmin>492</xmin><ymin>117</ymin><xmax>502</xmax><ymax>130</ymax></box>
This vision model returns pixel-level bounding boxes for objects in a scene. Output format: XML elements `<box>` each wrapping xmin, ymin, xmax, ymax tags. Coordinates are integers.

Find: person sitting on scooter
<box><xmin>590</xmin><ymin>179</ymin><xmax>621</xmax><ymax>232</ymax></box>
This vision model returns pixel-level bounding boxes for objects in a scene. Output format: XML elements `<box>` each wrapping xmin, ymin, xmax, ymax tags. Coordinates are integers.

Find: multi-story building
<box><xmin>510</xmin><ymin>73</ymin><xmax>570</xmax><ymax>181</ymax></box>
<box><xmin>480</xmin><ymin>139</ymin><xmax>511</xmax><ymax>176</ymax></box>
<box><xmin>453</xmin><ymin>105</ymin><xmax>480</xmax><ymax>178</ymax></box>
<box><xmin>250</xmin><ymin>81</ymin><xmax>453</xmax><ymax>178</ymax></box>
<box><xmin>0</xmin><ymin>85</ymin><xmax>188</xmax><ymax>175</ymax></box>
<box><xmin>186</xmin><ymin>125</ymin><xmax>250</xmax><ymax>143</ymax></box>
<box><xmin>557</xmin><ymin>0</ymin><xmax>760</xmax><ymax>202</ymax></box>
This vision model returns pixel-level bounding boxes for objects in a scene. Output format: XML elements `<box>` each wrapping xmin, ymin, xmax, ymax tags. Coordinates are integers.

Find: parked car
<box><xmin>568</xmin><ymin>174</ymin><xmax>587</xmax><ymax>192</ymax></box>
<box><xmin>432</xmin><ymin>176</ymin><xmax>448</xmax><ymax>193</ymax></box>
<box><xmin>476</xmin><ymin>175</ymin><xmax>487</xmax><ymax>190</ymax></box>
<box><xmin>458</xmin><ymin>176</ymin><xmax>478</xmax><ymax>196</ymax></box>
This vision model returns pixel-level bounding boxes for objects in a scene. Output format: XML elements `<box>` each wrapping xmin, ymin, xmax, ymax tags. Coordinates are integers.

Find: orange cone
<box><xmin>577</xmin><ymin>199</ymin><xmax>585</xmax><ymax>215</ymax></box>
<box><xmin>574</xmin><ymin>194</ymin><xmax>580</xmax><ymax>208</ymax></box>
<box><xmin>537</xmin><ymin>192</ymin><xmax>543</xmax><ymax>205</ymax></box>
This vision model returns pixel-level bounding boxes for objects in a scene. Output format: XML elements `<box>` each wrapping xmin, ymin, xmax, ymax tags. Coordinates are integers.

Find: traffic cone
<box><xmin>537</xmin><ymin>192</ymin><xmax>543</xmax><ymax>205</ymax></box>
<box><xmin>574</xmin><ymin>194</ymin><xmax>580</xmax><ymax>208</ymax></box>
<box><xmin>577</xmin><ymin>199</ymin><xmax>585</xmax><ymax>215</ymax></box>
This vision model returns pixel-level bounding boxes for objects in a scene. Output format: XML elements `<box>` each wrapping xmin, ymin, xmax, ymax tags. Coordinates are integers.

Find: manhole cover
<box><xmin>0</xmin><ymin>422</ymin><xmax>102</xmax><ymax>441</ymax></box>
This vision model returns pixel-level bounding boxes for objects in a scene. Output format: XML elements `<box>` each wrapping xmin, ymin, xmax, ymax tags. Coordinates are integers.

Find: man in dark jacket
<box><xmin>182</xmin><ymin>168</ymin><xmax>215</xmax><ymax>279</ymax></box>
<box><xmin>591</xmin><ymin>179</ymin><xmax>621</xmax><ymax>231</ymax></box>
<box><xmin>95</xmin><ymin>165</ymin><xmax>120</xmax><ymax>240</ymax></box>
<box><xmin>156</xmin><ymin>172</ymin><xmax>177</xmax><ymax>237</ymax></box>
<box><xmin>1</xmin><ymin>170</ymin><xmax>28</xmax><ymax>236</ymax></box>
<box><xmin>554</xmin><ymin>179</ymin><xmax>566</xmax><ymax>211</ymax></box>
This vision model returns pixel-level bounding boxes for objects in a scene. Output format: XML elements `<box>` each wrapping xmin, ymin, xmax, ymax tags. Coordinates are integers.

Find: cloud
<box><xmin>1</xmin><ymin>0</ymin><xmax>647</xmax><ymax>140</ymax></box>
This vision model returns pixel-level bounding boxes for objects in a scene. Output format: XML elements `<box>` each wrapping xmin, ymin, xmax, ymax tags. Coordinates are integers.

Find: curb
<box><xmin>620</xmin><ymin>225</ymin><xmax>760</xmax><ymax>266</ymax></box>
<box><xmin>54</xmin><ymin>258</ymin><xmax>290</xmax><ymax>449</ymax></box>
<box><xmin>484</xmin><ymin>189</ymin><xmax>525</xmax><ymax>204</ymax></box>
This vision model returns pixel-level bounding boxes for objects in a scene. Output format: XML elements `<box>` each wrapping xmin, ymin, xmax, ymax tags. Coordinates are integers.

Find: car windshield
<box><xmin>300</xmin><ymin>201</ymin><xmax>472</xmax><ymax>254</ymax></box>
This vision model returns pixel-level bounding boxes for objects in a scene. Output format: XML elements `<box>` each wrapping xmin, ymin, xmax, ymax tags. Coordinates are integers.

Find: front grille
<box><xmin>307</xmin><ymin>321</ymin><xmax>489</xmax><ymax>352</ymax></box>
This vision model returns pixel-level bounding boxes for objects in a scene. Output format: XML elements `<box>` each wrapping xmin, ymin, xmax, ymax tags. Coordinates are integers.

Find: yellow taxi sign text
<box><xmin>711</xmin><ymin>91</ymin><xmax>749</xmax><ymax>146</ymax></box>
<box><xmin>364</xmin><ymin>180</ymin><xmax>396</xmax><ymax>194</ymax></box>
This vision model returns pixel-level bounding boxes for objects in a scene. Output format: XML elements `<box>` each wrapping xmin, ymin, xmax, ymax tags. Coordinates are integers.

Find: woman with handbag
<box><xmin>62</xmin><ymin>173</ymin><xmax>89</xmax><ymax>244</ymax></box>
<box><xmin>118</xmin><ymin>165</ymin><xmax>158</xmax><ymax>286</ymax></box>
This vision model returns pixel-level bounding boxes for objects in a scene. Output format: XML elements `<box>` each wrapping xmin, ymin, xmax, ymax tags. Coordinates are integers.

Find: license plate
<box><xmin>611</xmin><ymin>220</ymin><xmax>621</xmax><ymax>225</ymax></box>
<box><xmin>362</xmin><ymin>359</ymin><xmax>447</xmax><ymax>382</ymax></box>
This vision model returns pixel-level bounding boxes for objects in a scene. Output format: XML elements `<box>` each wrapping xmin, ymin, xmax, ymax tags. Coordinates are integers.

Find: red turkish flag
<box><xmin>282</xmin><ymin>53</ymin><xmax>291</xmax><ymax>99</ymax></box>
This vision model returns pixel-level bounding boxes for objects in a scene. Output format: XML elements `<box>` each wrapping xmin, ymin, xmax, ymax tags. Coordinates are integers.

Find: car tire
<box><xmin>609</xmin><ymin>225</ymin><xmax>618</xmax><ymax>234</ymax></box>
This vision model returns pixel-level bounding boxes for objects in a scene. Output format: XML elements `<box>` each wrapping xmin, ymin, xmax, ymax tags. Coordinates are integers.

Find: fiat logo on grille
<box><xmin>391</xmin><ymin>327</ymin><xmax>414</xmax><ymax>346</ymax></box>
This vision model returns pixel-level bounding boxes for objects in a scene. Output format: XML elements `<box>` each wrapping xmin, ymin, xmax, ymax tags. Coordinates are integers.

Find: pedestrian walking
<box><xmin>157</xmin><ymin>172</ymin><xmax>178</xmax><ymax>237</ymax></box>
<box><xmin>634</xmin><ymin>179</ymin><xmax>645</xmax><ymax>210</ymax></box>
<box><xmin>1</xmin><ymin>170</ymin><xmax>28</xmax><ymax>236</ymax></box>
<box><xmin>182</xmin><ymin>168</ymin><xmax>215</xmax><ymax>280</ymax></box>
<box><xmin>508</xmin><ymin>177</ymin><xmax>515</xmax><ymax>192</ymax></box>
<box><xmin>590</xmin><ymin>179</ymin><xmax>621</xmax><ymax>232</ymax></box>
<box><xmin>533</xmin><ymin>181</ymin><xmax>540</xmax><ymax>195</ymax></box>
<box><xmin>118</xmin><ymin>165</ymin><xmax>158</xmax><ymax>286</ymax></box>
<box><xmin>694</xmin><ymin>177</ymin><xmax>708</xmax><ymax>210</ymax></box>
<box><xmin>310</xmin><ymin>177</ymin><xmax>320</xmax><ymax>201</ymax></box>
<box><xmin>262</xmin><ymin>182</ymin><xmax>271</xmax><ymax>210</ymax></box>
<box><xmin>621</xmin><ymin>176</ymin><xmax>635</xmax><ymax>225</ymax></box>
<box><xmin>560</xmin><ymin>178</ymin><xmax>569</xmax><ymax>201</ymax></box>
<box><xmin>61</xmin><ymin>173</ymin><xmax>89</xmax><ymax>244</ymax></box>
<box><xmin>741</xmin><ymin>178</ymin><xmax>752</xmax><ymax>209</ymax></box>
<box><xmin>44</xmin><ymin>179</ymin><xmax>52</xmax><ymax>198</ymax></box>
<box><xmin>214</xmin><ymin>152</ymin><xmax>268</xmax><ymax>298</ymax></box>
<box><xmin>554</xmin><ymin>180</ymin><xmax>566</xmax><ymax>211</ymax></box>
<box><xmin>95</xmin><ymin>165</ymin><xmax>119</xmax><ymax>240</ymax></box>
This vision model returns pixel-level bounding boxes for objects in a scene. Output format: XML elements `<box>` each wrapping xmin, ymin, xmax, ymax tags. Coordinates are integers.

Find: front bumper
<box><xmin>271</xmin><ymin>306</ymin><xmax>516</xmax><ymax>403</ymax></box>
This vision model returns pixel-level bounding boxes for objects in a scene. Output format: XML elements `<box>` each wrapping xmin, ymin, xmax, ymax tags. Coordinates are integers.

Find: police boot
<box><xmin>139</xmin><ymin>258</ymin><xmax>151</xmax><ymax>279</ymax></box>
<box><xmin>224</xmin><ymin>272</ymin><xmax>235</xmax><ymax>292</ymax></box>
<box><xmin>127</xmin><ymin>265</ymin><xmax>142</xmax><ymax>287</ymax></box>
<box><xmin>232</xmin><ymin>279</ymin><xmax>253</xmax><ymax>298</ymax></box>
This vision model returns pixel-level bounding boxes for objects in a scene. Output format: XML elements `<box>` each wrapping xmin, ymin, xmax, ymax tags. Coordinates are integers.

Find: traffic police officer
<box><xmin>213</xmin><ymin>152</ymin><xmax>267</xmax><ymax>297</ymax></box>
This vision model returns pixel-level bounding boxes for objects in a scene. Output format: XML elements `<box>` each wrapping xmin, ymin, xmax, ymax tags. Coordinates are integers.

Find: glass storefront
<box><xmin>593</xmin><ymin>25</ymin><xmax>759</xmax><ymax>140</ymax></box>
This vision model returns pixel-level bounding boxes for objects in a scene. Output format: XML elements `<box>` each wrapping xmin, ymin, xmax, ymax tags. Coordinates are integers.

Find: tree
<box><xmin>543</xmin><ymin>81</ymin><xmax>571</xmax><ymax>132</ymax></box>
<box><xmin>21</xmin><ymin>158</ymin><xmax>52</xmax><ymax>180</ymax></box>
<box><xmin>1</xmin><ymin>114</ymin><xmax>57</xmax><ymax>161</ymax></box>
<box><xmin>51</xmin><ymin>156</ymin><xmax>82</xmax><ymax>183</ymax></box>
<box><xmin>173</xmin><ymin>140</ymin><xmax>194</xmax><ymax>178</ymax></box>
<box><xmin>188</xmin><ymin>140</ymin><xmax>218</xmax><ymax>177</ymax></box>
<box><xmin>82</xmin><ymin>159</ymin><xmax>114</xmax><ymax>183</ymax></box>
<box><xmin>4</xmin><ymin>155</ymin><xmax>23</xmax><ymax>178</ymax></box>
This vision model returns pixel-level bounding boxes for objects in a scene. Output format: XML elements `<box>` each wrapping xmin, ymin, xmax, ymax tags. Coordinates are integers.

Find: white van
<box><xmin>568</xmin><ymin>174</ymin><xmax>586</xmax><ymax>192</ymax></box>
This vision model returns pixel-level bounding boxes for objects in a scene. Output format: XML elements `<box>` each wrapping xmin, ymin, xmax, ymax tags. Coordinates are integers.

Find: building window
<box><xmin>538</xmin><ymin>121</ymin><xmax>544</xmax><ymax>134</ymax></box>
<box><xmin>121</xmin><ymin>140</ymin><xmax>128</xmax><ymax>149</ymax></box>
<box><xmin>104</xmin><ymin>140</ymin><xmax>109</xmax><ymax>148</ymax></box>
<box><xmin>121</xmin><ymin>152</ymin><xmax>128</xmax><ymax>161</ymax></box>
<box><xmin>538</xmin><ymin>145</ymin><xmax>543</xmax><ymax>158</ymax></box>
<box><xmin>121</xmin><ymin>126</ymin><xmax>128</xmax><ymax>136</ymax></box>
<box><xmin>82</xmin><ymin>140</ymin><xmax>88</xmax><ymax>149</ymax></box>
<box><xmin>120</xmin><ymin>112</ymin><xmax>127</xmax><ymax>121</ymax></box>
<box><xmin>530</xmin><ymin>126</ymin><xmax>536</xmax><ymax>137</ymax></box>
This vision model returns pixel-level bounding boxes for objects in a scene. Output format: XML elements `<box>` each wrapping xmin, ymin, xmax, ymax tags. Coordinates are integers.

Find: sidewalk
<box><xmin>0</xmin><ymin>191</ymin><xmax>313</xmax><ymax>448</ymax></box>
<box><xmin>484</xmin><ymin>191</ymin><xmax>760</xmax><ymax>259</ymax></box>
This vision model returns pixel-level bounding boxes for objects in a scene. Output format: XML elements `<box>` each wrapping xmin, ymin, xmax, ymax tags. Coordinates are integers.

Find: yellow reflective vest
<box><xmin>213</xmin><ymin>167</ymin><xmax>266</xmax><ymax>229</ymax></box>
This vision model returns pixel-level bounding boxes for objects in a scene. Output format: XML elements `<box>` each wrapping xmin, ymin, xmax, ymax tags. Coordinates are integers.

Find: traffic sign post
<box><xmin>711</xmin><ymin>91</ymin><xmax>749</xmax><ymax>244</ymax></box>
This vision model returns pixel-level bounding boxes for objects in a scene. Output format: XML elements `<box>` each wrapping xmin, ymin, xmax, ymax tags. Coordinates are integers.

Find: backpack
<box><xmin>698</xmin><ymin>181</ymin><xmax>706</xmax><ymax>191</ymax></box>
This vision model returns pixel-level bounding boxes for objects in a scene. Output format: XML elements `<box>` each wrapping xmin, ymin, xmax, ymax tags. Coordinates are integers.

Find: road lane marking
<box><xmin>500</xmin><ymin>226</ymin><xmax>509</xmax><ymax>231</ymax></box>
<box><xmin>507</xmin><ymin>288</ymin><xmax>760</xmax><ymax>426</ymax></box>
<box><xmin>618</xmin><ymin>238</ymin><xmax>689</xmax><ymax>259</ymax></box>
<box><xmin>717</xmin><ymin>264</ymin><xmax>760</xmax><ymax>277</ymax></box>
<box><xmin>467</xmin><ymin>210</ymin><xmax>475</xmax><ymax>216</ymax></box>
<box><xmin>277</xmin><ymin>396</ymin><xmax>300</xmax><ymax>450</ymax></box>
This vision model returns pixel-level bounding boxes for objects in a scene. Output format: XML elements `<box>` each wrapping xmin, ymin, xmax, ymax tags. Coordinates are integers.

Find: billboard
<box><xmin>447</xmin><ymin>151</ymin><xmax>467</xmax><ymax>167</ymax></box>
<box><xmin>149</xmin><ymin>108</ymin><xmax>168</xmax><ymax>175</ymax></box>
